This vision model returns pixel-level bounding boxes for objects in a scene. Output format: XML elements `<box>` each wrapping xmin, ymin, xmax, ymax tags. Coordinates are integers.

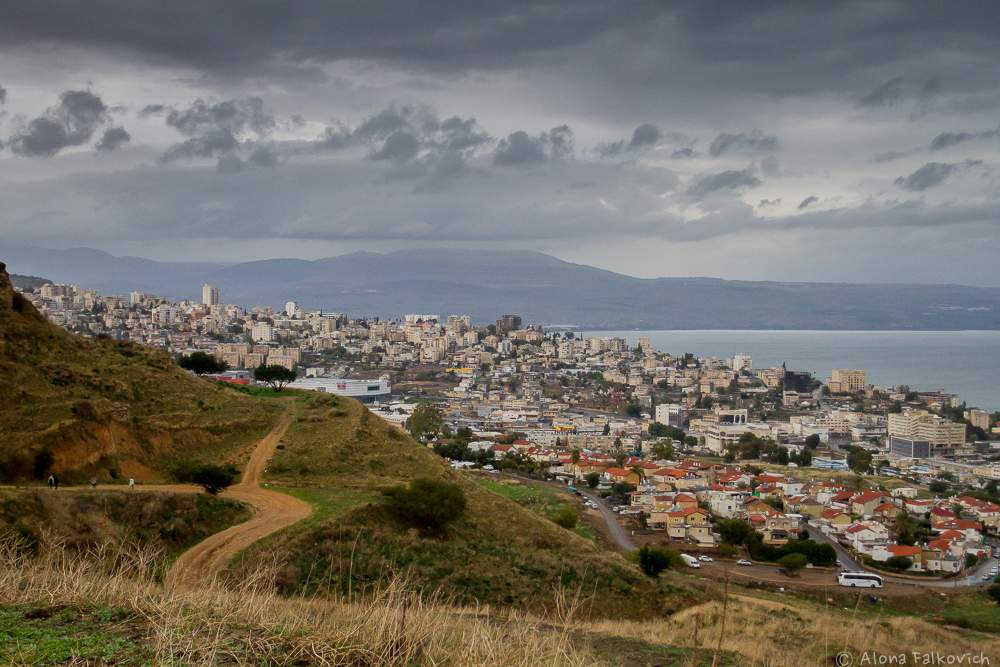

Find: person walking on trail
<box><xmin>128</xmin><ymin>477</ymin><xmax>135</xmax><ymax>490</ymax></box>
<box><xmin>47</xmin><ymin>475</ymin><xmax>55</xmax><ymax>489</ymax></box>
<box><xmin>90</xmin><ymin>476</ymin><xmax>98</xmax><ymax>489</ymax></box>
<box><xmin>52</xmin><ymin>475</ymin><xmax>59</xmax><ymax>490</ymax></box>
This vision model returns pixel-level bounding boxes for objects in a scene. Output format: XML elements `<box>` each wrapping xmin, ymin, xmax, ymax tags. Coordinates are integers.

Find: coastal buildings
<box><xmin>888</xmin><ymin>410</ymin><xmax>966</xmax><ymax>456</ymax></box>
<box><xmin>827</xmin><ymin>368</ymin><xmax>866</xmax><ymax>394</ymax></box>
<box><xmin>202</xmin><ymin>283</ymin><xmax>220</xmax><ymax>307</ymax></box>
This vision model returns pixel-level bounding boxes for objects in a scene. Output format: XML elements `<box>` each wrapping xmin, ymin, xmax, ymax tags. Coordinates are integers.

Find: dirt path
<box><xmin>165</xmin><ymin>406</ymin><xmax>312</xmax><ymax>590</ymax></box>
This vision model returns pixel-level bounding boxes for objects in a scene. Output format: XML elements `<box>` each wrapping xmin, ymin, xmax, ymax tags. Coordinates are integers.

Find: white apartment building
<box><xmin>827</xmin><ymin>368</ymin><xmax>866</xmax><ymax>393</ymax></box>
<box><xmin>654</xmin><ymin>403</ymin><xmax>687</xmax><ymax>427</ymax></box>
<box><xmin>888</xmin><ymin>409</ymin><xmax>966</xmax><ymax>455</ymax></box>
<box><xmin>251</xmin><ymin>321</ymin><xmax>274</xmax><ymax>342</ymax></box>
<box><xmin>201</xmin><ymin>283</ymin><xmax>220</xmax><ymax>307</ymax></box>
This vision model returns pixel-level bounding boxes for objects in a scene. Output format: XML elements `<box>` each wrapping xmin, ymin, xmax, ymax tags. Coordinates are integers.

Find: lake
<box><xmin>582</xmin><ymin>330</ymin><xmax>1000</xmax><ymax>411</ymax></box>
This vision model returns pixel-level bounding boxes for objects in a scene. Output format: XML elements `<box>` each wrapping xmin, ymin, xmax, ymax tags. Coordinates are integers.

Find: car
<box><xmin>983</xmin><ymin>573</ymin><xmax>993</xmax><ymax>581</ymax></box>
<box><xmin>736</xmin><ymin>559</ymin><xmax>753</xmax><ymax>566</ymax></box>
<box><xmin>698</xmin><ymin>555</ymin><xmax>714</xmax><ymax>562</ymax></box>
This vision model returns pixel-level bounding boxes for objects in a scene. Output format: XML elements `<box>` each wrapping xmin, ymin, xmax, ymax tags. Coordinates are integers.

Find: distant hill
<box><xmin>10</xmin><ymin>273</ymin><xmax>51</xmax><ymax>292</ymax></box>
<box><xmin>0</xmin><ymin>261</ymin><xmax>282</xmax><ymax>483</ymax></box>
<box><xmin>3</xmin><ymin>244</ymin><xmax>1000</xmax><ymax>329</ymax></box>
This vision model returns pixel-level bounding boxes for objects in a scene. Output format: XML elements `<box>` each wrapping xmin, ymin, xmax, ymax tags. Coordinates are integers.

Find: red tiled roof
<box><xmin>887</xmin><ymin>545</ymin><xmax>921</xmax><ymax>557</ymax></box>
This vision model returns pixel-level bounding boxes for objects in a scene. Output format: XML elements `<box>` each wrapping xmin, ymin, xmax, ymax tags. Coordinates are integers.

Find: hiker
<box><xmin>47</xmin><ymin>475</ymin><xmax>55</xmax><ymax>489</ymax></box>
<box><xmin>90</xmin><ymin>476</ymin><xmax>98</xmax><ymax>489</ymax></box>
<box><xmin>128</xmin><ymin>477</ymin><xmax>135</xmax><ymax>490</ymax></box>
<box><xmin>52</xmin><ymin>475</ymin><xmax>59</xmax><ymax>490</ymax></box>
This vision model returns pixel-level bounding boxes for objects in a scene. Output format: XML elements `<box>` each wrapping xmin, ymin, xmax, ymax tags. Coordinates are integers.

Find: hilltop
<box><xmin>0</xmin><ymin>261</ymin><xmax>283</xmax><ymax>483</ymax></box>
<box><xmin>227</xmin><ymin>393</ymin><xmax>696</xmax><ymax>619</ymax></box>
<box><xmin>4</xmin><ymin>244</ymin><xmax>1000</xmax><ymax>329</ymax></box>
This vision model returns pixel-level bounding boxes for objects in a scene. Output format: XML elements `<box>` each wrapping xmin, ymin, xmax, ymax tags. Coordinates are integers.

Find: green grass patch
<box><xmin>0</xmin><ymin>606</ymin><xmax>151</xmax><ymax>666</ymax></box>
<box><xmin>940</xmin><ymin>593</ymin><xmax>1000</xmax><ymax>633</ymax></box>
<box><xmin>270</xmin><ymin>486</ymin><xmax>378</xmax><ymax>525</ymax></box>
<box><xmin>473</xmin><ymin>477</ymin><xmax>594</xmax><ymax>541</ymax></box>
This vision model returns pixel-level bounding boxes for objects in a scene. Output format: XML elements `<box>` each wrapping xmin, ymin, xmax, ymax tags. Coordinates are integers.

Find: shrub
<box><xmin>987</xmin><ymin>584</ymin><xmax>1000</xmax><ymax>604</ymax></box>
<box><xmin>72</xmin><ymin>400</ymin><xmax>99</xmax><ymax>421</ymax></box>
<box><xmin>718</xmin><ymin>519</ymin><xmax>752</xmax><ymax>545</ymax></box>
<box><xmin>32</xmin><ymin>450</ymin><xmax>54</xmax><ymax>480</ymax></box>
<box><xmin>382</xmin><ymin>478</ymin><xmax>467</xmax><ymax>537</ymax></box>
<box><xmin>778</xmin><ymin>552</ymin><xmax>808</xmax><ymax>573</ymax></box>
<box><xmin>885</xmin><ymin>555</ymin><xmax>913</xmax><ymax>571</ymax></box>
<box><xmin>637</xmin><ymin>545</ymin><xmax>680</xmax><ymax>577</ymax></box>
<box><xmin>551</xmin><ymin>507</ymin><xmax>579</xmax><ymax>530</ymax></box>
<box><xmin>718</xmin><ymin>543</ymin><xmax>737</xmax><ymax>556</ymax></box>
<box><xmin>176</xmin><ymin>463</ymin><xmax>238</xmax><ymax>495</ymax></box>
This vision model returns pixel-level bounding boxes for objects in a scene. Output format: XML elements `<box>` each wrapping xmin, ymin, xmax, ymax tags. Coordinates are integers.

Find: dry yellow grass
<box><xmin>0</xmin><ymin>539</ymin><xmax>601</xmax><ymax>666</ymax></box>
<box><xmin>581</xmin><ymin>587</ymin><xmax>1000</xmax><ymax>666</ymax></box>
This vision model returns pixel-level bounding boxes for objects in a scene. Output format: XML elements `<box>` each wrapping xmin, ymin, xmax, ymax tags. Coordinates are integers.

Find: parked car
<box><xmin>736</xmin><ymin>559</ymin><xmax>753</xmax><ymax>566</ymax></box>
<box><xmin>698</xmin><ymin>555</ymin><xmax>713</xmax><ymax>562</ymax></box>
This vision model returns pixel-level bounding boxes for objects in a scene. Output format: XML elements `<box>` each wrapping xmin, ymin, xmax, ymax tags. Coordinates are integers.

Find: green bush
<box><xmin>382</xmin><ymin>478</ymin><xmax>467</xmax><ymax>537</ymax></box>
<box><xmin>636</xmin><ymin>546</ymin><xmax>683</xmax><ymax>577</ymax></box>
<box><xmin>885</xmin><ymin>555</ymin><xmax>913</xmax><ymax>571</ymax></box>
<box><xmin>778</xmin><ymin>552</ymin><xmax>808</xmax><ymax>573</ymax></box>
<box><xmin>551</xmin><ymin>507</ymin><xmax>579</xmax><ymax>529</ymax></box>
<box><xmin>175</xmin><ymin>463</ymin><xmax>238</xmax><ymax>495</ymax></box>
<box><xmin>987</xmin><ymin>584</ymin><xmax>1000</xmax><ymax>604</ymax></box>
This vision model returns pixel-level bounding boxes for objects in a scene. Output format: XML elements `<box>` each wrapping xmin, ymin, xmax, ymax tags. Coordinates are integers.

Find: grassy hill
<box><xmin>230</xmin><ymin>393</ymin><xmax>704</xmax><ymax>620</ymax></box>
<box><xmin>0</xmin><ymin>260</ymin><xmax>282</xmax><ymax>483</ymax></box>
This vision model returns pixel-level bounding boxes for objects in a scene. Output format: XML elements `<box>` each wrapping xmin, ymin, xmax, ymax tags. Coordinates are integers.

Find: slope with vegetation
<box><xmin>0</xmin><ymin>261</ymin><xmax>282</xmax><ymax>484</ymax></box>
<box><xmin>231</xmin><ymin>392</ymin><xmax>699</xmax><ymax>619</ymax></box>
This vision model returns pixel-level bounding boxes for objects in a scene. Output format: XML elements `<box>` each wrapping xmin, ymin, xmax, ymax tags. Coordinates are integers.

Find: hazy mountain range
<box><xmin>3</xmin><ymin>244</ymin><xmax>1000</xmax><ymax>330</ymax></box>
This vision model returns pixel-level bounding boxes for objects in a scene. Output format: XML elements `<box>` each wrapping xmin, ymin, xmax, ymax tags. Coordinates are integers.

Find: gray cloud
<box><xmin>688</xmin><ymin>167</ymin><xmax>761</xmax><ymax>197</ymax></box>
<box><xmin>798</xmin><ymin>195</ymin><xmax>818</xmax><ymax>209</ymax></box>
<box><xmin>857</xmin><ymin>76</ymin><xmax>905</xmax><ymax>108</ymax></box>
<box><xmin>929</xmin><ymin>127</ymin><xmax>998</xmax><ymax>150</ymax></box>
<box><xmin>157</xmin><ymin>97</ymin><xmax>276</xmax><ymax>164</ymax></box>
<box><xmin>709</xmin><ymin>131</ymin><xmax>777</xmax><ymax>156</ymax></box>
<box><xmin>598</xmin><ymin>123</ymin><xmax>663</xmax><ymax>157</ymax></box>
<box><xmin>7</xmin><ymin>89</ymin><xmax>108</xmax><ymax>157</ymax></box>
<box><xmin>758</xmin><ymin>198</ymin><xmax>781</xmax><ymax>208</ymax></box>
<box><xmin>372</xmin><ymin>131</ymin><xmax>421</xmax><ymax>162</ymax></box>
<box><xmin>0</xmin><ymin>85</ymin><xmax>6</xmax><ymax>105</ymax></box>
<box><xmin>671</xmin><ymin>147</ymin><xmax>695</xmax><ymax>159</ymax></box>
<box><xmin>494</xmin><ymin>126</ymin><xmax>573</xmax><ymax>166</ymax></box>
<box><xmin>894</xmin><ymin>160</ymin><xmax>981</xmax><ymax>191</ymax></box>
<box><xmin>95</xmin><ymin>126</ymin><xmax>130</xmax><ymax>152</ymax></box>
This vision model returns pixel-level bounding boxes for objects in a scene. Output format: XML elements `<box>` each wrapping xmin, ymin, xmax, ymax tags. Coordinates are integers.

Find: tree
<box><xmin>405</xmin><ymin>403</ymin><xmax>445</xmax><ymax>442</ymax></box>
<box><xmin>929</xmin><ymin>480</ymin><xmax>950</xmax><ymax>495</ymax></box>
<box><xmin>637</xmin><ymin>545</ymin><xmax>675</xmax><ymax>577</ymax></box>
<box><xmin>382</xmin><ymin>478</ymin><xmax>467</xmax><ymax>536</ymax></box>
<box><xmin>684</xmin><ymin>435</ymin><xmax>698</xmax><ymax>448</ymax></box>
<box><xmin>778</xmin><ymin>552</ymin><xmax>808</xmax><ymax>574</ymax></box>
<box><xmin>571</xmin><ymin>449</ymin><xmax>581</xmax><ymax>465</ymax></box>
<box><xmin>885</xmin><ymin>555</ymin><xmax>913</xmax><ymax>571</ymax></box>
<box><xmin>551</xmin><ymin>507</ymin><xmax>579</xmax><ymax>529</ymax></box>
<box><xmin>987</xmin><ymin>584</ymin><xmax>1000</xmax><ymax>605</ymax></box>
<box><xmin>188</xmin><ymin>464</ymin><xmax>237</xmax><ymax>495</ymax></box>
<box><xmin>585</xmin><ymin>471</ymin><xmax>601</xmax><ymax>488</ymax></box>
<box><xmin>804</xmin><ymin>434</ymin><xmax>821</xmax><ymax>449</ymax></box>
<box><xmin>253</xmin><ymin>364</ymin><xmax>296</xmax><ymax>390</ymax></box>
<box><xmin>846</xmin><ymin>446</ymin><xmax>872</xmax><ymax>474</ymax></box>
<box><xmin>718</xmin><ymin>519</ymin><xmax>752</xmax><ymax>545</ymax></box>
<box><xmin>651</xmin><ymin>439</ymin><xmax>675</xmax><ymax>460</ymax></box>
<box><xmin>602</xmin><ymin>422</ymin><xmax>611</xmax><ymax>436</ymax></box>
<box><xmin>179</xmin><ymin>351</ymin><xmax>228</xmax><ymax>375</ymax></box>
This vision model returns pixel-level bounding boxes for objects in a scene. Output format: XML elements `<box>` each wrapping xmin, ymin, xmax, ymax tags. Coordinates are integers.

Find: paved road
<box><xmin>577</xmin><ymin>488</ymin><xmax>637</xmax><ymax>552</ymax></box>
<box><xmin>806</xmin><ymin>520</ymin><xmax>996</xmax><ymax>589</ymax></box>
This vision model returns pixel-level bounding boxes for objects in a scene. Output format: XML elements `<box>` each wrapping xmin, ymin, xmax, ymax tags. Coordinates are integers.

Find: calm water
<box><xmin>582</xmin><ymin>330</ymin><xmax>1000</xmax><ymax>411</ymax></box>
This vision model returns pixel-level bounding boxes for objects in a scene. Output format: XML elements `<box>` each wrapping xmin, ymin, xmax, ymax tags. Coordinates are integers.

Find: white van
<box><xmin>680</xmin><ymin>553</ymin><xmax>701</xmax><ymax>569</ymax></box>
<box><xmin>837</xmin><ymin>571</ymin><xmax>883</xmax><ymax>588</ymax></box>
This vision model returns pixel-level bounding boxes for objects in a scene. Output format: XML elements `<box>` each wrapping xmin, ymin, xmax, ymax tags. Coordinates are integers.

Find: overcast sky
<box><xmin>1</xmin><ymin>1</ymin><xmax>999</xmax><ymax>285</ymax></box>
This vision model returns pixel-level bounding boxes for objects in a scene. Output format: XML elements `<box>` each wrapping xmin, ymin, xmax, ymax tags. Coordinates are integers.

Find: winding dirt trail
<box><xmin>165</xmin><ymin>406</ymin><xmax>312</xmax><ymax>590</ymax></box>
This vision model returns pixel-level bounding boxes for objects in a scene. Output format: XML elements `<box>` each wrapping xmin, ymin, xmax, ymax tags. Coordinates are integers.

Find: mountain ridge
<box><xmin>3</xmin><ymin>244</ymin><xmax>1000</xmax><ymax>329</ymax></box>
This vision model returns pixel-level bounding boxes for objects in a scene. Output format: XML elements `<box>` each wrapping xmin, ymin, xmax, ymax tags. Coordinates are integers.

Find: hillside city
<box><xmin>14</xmin><ymin>275</ymin><xmax>1000</xmax><ymax>586</ymax></box>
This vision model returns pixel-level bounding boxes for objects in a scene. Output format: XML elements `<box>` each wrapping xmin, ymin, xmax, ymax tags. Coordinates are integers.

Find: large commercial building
<box><xmin>202</xmin><ymin>283</ymin><xmax>220</xmax><ymax>307</ymax></box>
<box><xmin>287</xmin><ymin>377</ymin><xmax>391</xmax><ymax>402</ymax></box>
<box><xmin>888</xmin><ymin>410</ymin><xmax>966</xmax><ymax>456</ymax></box>
<box><xmin>827</xmin><ymin>368</ymin><xmax>867</xmax><ymax>394</ymax></box>
<box><xmin>654</xmin><ymin>403</ymin><xmax>687</xmax><ymax>427</ymax></box>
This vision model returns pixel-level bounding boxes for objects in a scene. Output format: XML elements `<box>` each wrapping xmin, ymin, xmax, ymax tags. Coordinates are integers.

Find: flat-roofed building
<box><xmin>888</xmin><ymin>410</ymin><xmax>965</xmax><ymax>456</ymax></box>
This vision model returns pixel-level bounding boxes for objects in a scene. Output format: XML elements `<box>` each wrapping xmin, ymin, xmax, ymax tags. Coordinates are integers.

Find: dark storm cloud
<box><xmin>671</xmin><ymin>147</ymin><xmax>695</xmax><ymax>159</ymax></box>
<box><xmin>709</xmin><ymin>131</ymin><xmax>777</xmax><ymax>156</ymax></box>
<box><xmin>246</xmin><ymin>144</ymin><xmax>279</xmax><ymax>168</ymax></box>
<box><xmin>929</xmin><ymin>127</ymin><xmax>998</xmax><ymax>150</ymax></box>
<box><xmin>798</xmin><ymin>195</ymin><xmax>818</xmax><ymax>210</ymax></box>
<box><xmin>493</xmin><ymin>126</ymin><xmax>574</xmax><ymax>166</ymax></box>
<box><xmin>758</xmin><ymin>198</ymin><xmax>781</xmax><ymax>208</ymax></box>
<box><xmin>0</xmin><ymin>1</ymin><xmax>667</xmax><ymax>77</ymax></box>
<box><xmin>894</xmin><ymin>160</ymin><xmax>982</xmax><ymax>191</ymax></box>
<box><xmin>95</xmin><ymin>126</ymin><xmax>130</xmax><ymax>152</ymax></box>
<box><xmin>138</xmin><ymin>104</ymin><xmax>166</xmax><ymax>117</ymax></box>
<box><xmin>0</xmin><ymin>85</ymin><xmax>6</xmax><ymax>105</ymax></box>
<box><xmin>7</xmin><ymin>89</ymin><xmax>108</xmax><ymax>157</ymax></box>
<box><xmin>687</xmin><ymin>168</ymin><xmax>760</xmax><ymax>197</ymax></box>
